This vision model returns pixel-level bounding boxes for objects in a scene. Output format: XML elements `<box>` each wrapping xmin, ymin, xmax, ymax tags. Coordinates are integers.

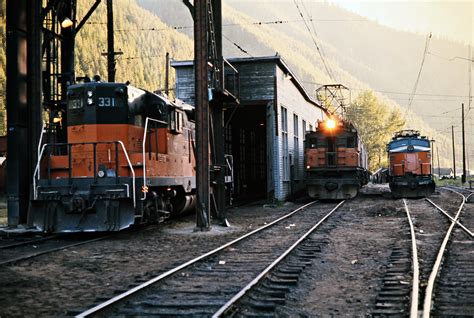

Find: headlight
<box><xmin>98</xmin><ymin>170</ymin><xmax>105</xmax><ymax>178</ymax></box>
<box><xmin>87</xmin><ymin>98</ymin><xmax>94</xmax><ymax>105</ymax></box>
<box><xmin>87</xmin><ymin>90</ymin><xmax>93</xmax><ymax>97</ymax></box>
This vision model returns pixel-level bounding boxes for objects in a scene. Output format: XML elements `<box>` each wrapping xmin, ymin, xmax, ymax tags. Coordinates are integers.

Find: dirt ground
<box><xmin>0</xmin><ymin>184</ymin><xmax>467</xmax><ymax>316</ymax></box>
<box><xmin>277</xmin><ymin>189</ymin><xmax>408</xmax><ymax>316</ymax></box>
<box><xmin>0</xmin><ymin>200</ymin><xmax>302</xmax><ymax>316</ymax></box>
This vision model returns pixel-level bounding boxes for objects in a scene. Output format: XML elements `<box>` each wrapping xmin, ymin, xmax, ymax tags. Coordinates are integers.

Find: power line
<box><xmin>222</xmin><ymin>34</ymin><xmax>253</xmax><ymax>57</ymax></box>
<box><xmin>293</xmin><ymin>0</ymin><xmax>335</xmax><ymax>81</ymax></box>
<box><xmin>300</xmin><ymin>0</ymin><xmax>336</xmax><ymax>81</ymax></box>
<box><xmin>405</xmin><ymin>32</ymin><xmax>432</xmax><ymax>117</ymax></box>
<box><xmin>111</xmin><ymin>18</ymin><xmax>367</xmax><ymax>32</ymax></box>
<box><xmin>390</xmin><ymin>98</ymin><xmax>467</xmax><ymax>102</ymax></box>
<box><xmin>300</xmin><ymin>81</ymin><xmax>470</xmax><ymax>98</ymax></box>
<box><xmin>118</xmin><ymin>54</ymin><xmax>167</xmax><ymax>61</ymax></box>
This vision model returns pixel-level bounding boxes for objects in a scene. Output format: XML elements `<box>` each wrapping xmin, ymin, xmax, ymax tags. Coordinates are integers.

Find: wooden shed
<box><xmin>172</xmin><ymin>55</ymin><xmax>327</xmax><ymax>202</ymax></box>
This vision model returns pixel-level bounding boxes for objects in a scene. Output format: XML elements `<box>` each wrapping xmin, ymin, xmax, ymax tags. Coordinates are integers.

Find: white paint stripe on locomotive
<box><xmin>389</xmin><ymin>146</ymin><xmax>431</xmax><ymax>153</ymax></box>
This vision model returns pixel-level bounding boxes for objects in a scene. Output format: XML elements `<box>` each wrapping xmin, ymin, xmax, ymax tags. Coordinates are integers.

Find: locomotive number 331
<box><xmin>98</xmin><ymin>97</ymin><xmax>116</xmax><ymax>107</ymax></box>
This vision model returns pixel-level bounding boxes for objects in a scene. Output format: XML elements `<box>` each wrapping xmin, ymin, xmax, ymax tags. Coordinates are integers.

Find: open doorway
<box><xmin>225</xmin><ymin>106</ymin><xmax>267</xmax><ymax>202</ymax></box>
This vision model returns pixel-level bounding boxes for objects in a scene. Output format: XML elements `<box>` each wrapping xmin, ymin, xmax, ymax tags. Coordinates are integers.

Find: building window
<box><xmin>302</xmin><ymin>119</ymin><xmax>306</xmax><ymax>138</ymax></box>
<box><xmin>294</xmin><ymin>114</ymin><xmax>299</xmax><ymax>179</ymax></box>
<box><xmin>281</xmin><ymin>106</ymin><xmax>289</xmax><ymax>181</ymax></box>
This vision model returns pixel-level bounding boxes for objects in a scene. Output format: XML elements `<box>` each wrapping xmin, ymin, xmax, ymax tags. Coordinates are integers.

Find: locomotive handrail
<box><xmin>33</xmin><ymin>143</ymin><xmax>49</xmax><ymax>199</ymax></box>
<box><xmin>142</xmin><ymin>117</ymin><xmax>169</xmax><ymax>201</ymax></box>
<box><xmin>37</xmin><ymin>123</ymin><xmax>46</xmax><ymax>178</ymax></box>
<box><xmin>32</xmin><ymin>141</ymin><xmax>136</xmax><ymax>207</ymax></box>
<box><xmin>117</xmin><ymin>140</ymin><xmax>136</xmax><ymax>207</ymax></box>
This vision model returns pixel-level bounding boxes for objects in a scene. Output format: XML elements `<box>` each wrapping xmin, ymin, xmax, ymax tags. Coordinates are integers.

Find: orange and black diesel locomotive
<box><xmin>29</xmin><ymin>81</ymin><xmax>196</xmax><ymax>232</ymax></box>
<box><xmin>387</xmin><ymin>130</ymin><xmax>435</xmax><ymax>198</ymax></box>
<box><xmin>304</xmin><ymin>118</ymin><xmax>370</xmax><ymax>199</ymax></box>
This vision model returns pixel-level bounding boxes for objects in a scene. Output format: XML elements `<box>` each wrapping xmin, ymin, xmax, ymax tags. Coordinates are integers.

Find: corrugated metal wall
<box><xmin>275</xmin><ymin>67</ymin><xmax>324</xmax><ymax>200</ymax></box>
<box><xmin>173</xmin><ymin>58</ymin><xmax>324</xmax><ymax>202</ymax></box>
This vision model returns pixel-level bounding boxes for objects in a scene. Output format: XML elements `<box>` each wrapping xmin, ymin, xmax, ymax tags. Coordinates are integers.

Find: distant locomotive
<box><xmin>304</xmin><ymin>117</ymin><xmax>370</xmax><ymax>199</ymax></box>
<box><xmin>387</xmin><ymin>130</ymin><xmax>435</xmax><ymax>198</ymax></box>
<box><xmin>29</xmin><ymin>80</ymin><xmax>197</xmax><ymax>232</ymax></box>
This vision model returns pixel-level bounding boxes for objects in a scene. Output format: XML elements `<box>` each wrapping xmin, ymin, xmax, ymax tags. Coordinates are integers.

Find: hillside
<box><xmin>137</xmin><ymin>0</ymin><xmax>471</xmax><ymax>169</ymax></box>
<box><xmin>0</xmin><ymin>0</ymin><xmax>471</xmax><ymax>170</ymax></box>
<box><xmin>74</xmin><ymin>0</ymin><xmax>193</xmax><ymax>92</ymax></box>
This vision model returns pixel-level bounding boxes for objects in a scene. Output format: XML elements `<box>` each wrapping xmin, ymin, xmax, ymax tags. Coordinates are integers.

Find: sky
<box><xmin>329</xmin><ymin>0</ymin><xmax>473</xmax><ymax>45</ymax></box>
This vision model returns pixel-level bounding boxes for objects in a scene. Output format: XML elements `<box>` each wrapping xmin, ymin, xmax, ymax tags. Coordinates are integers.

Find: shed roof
<box><xmin>171</xmin><ymin>55</ymin><xmax>327</xmax><ymax>112</ymax></box>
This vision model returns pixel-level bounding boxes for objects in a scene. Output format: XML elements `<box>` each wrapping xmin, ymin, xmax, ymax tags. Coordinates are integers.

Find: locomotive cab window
<box><xmin>170</xmin><ymin>108</ymin><xmax>184</xmax><ymax>133</ymax></box>
<box><xmin>347</xmin><ymin>136</ymin><xmax>356</xmax><ymax>148</ymax></box>
<box><xmin>307</xmin><ymin>138</ymin><xmax>318</xmax><ymax>148</ymax></box>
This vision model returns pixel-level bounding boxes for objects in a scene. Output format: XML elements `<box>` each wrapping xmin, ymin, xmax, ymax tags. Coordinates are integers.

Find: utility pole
<box><xmin>165</xmin><ymin>52</ymin><xmax>170</xmax><ymax>96</ymax></box>
<box><xmin>462</xmin><ymin>103</ymin><xmax>466</xmax><ymax>183</ymax></box>
<box><xmin>436</xmin><ymin>144</ymin><xmax>440</xmax><ymax>177</ymax></box>
<box><xmin>194</xmin><ymin>0</ymin><xmax>211</xmax><ymax>230</ymax></box>
<box><xmin>469</xmin><ymin>45</ymin><xmax>472</xmax><ymax>110</ymax></box>
<box><xmin>104</xmin><ymin>0</ymin><xmax>122</xmax><ymax>82</ymax></box>
<box><xmin>430</xmin><ymin>139</ymin><xmax>435</xmax><ymax>175</ymax></box>
<box><xmin>452</xmin><ymin>125</ymin><xmax>456</xmax><ymax>179</ymax></box>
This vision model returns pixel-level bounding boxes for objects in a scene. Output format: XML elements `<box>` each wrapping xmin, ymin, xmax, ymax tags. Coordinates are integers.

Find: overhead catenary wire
<box><xmin>404</xmin><ymin>32</ymin><xmax>432</xmax><ymax>117</ymax></box>
<box><xmin>118</xmin><ymin>54</ymin><xmax>167</xmax><ymax>61</ymax></box>
<box><xmin>300</xmin><ymin>81</ymin><xmax>470</xmax><ymax>98</ymax></box>
<box><xmin>110</xmin><ymin>17</ymin><xmax>367</xmax><ymax>32</ymax></box>
<box><xmin>222</xmin><ymin>34</ymin><xmax>253</xmax><ymax>57</ymax></box>
<box><xmin>293</xmin><ymin>0</ymin><xmax>335</xmax><ymax>81</ymax></box>
<box><xmin>300</xmin><ymin>0</ymin><xmax>336</xmax><ymax>81</ymax></box>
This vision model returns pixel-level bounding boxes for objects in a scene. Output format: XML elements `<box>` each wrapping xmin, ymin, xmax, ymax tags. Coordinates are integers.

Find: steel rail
<box><xmin>403</xmin><ymin>199</ymin><xmax>420</xmax><ymax>318</ymax></box>
<box><xmin>422</xmin><ymin>187</ymin><xmax>466</xmax><ymax>318</ymax></box>
<box><xmin>76</xmin><ymin>200</ymin><xmax>318</xmax><ymax>318</ymax></box>
<box><xmin>0</xmin><ymin>236</ymin><xmax>111</xmax><ymax>267</ymax></box>
<box><xmin>425</xmin><ymin>198</ymin><xmax>473</xmax><ymax>237</ymax></box>
<box><xmin>212</xmin><ymin>200</ymin><xmax>345</xmax><ymax>317</ymax></box>
<box><xmin>467</xmin><ymin>192</ymin><xmax>474</xmax><ymax>201</ymax></box>
<box><xmin>0</xmin><ymin>235</ymin><xmax>60</xmax><ymax>250</ymax></box>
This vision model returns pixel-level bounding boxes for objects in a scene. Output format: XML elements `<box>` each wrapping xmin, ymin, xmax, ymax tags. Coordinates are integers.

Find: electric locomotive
<box><xmin>387</xmin><ymin>130</ymin><xmax>435</xmax><ymax>198</ymax></box>
<box><xmin>29</xmin><ymin>80</ymin><xmax>196</xmax><ymax>232</ymax></box>
<box><xmin>304</xmin><ymin>117</ymin><xmax>370</xmax><ymax>199</ymax></box>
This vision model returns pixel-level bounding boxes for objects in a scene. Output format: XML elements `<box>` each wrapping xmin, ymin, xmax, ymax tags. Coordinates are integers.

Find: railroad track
<box><xmin>380</xmin><ymin>187</ymin><xmax>473</xmax><ymax>317</ymax></box>
<box><xmin>0</xmin><ymin>234</ymin><xmax>112</xmax><ymax>267</ymax></box>
<box><xmin>371</xmin><ymin>186</ymin><xmax>471</xmax><ymax>317</ymax></box>
<box><xmin>426</xmin><ymin>187</ymin><xmax>474</xmax><ymax>317</ymax></box>
<box><xmin>0</xmin><ymin>234</ymin><xmax>60</xmax><ymax>249</ymax></box>
<box><xmin>75</xmin><ymin>200</ymin><xmax>345</xmax><ymax>317</ymax></box>
<box><xmin>370</xmin><ymin>198</ymin><xmax>419</xmax><ymax>317</ymax></box>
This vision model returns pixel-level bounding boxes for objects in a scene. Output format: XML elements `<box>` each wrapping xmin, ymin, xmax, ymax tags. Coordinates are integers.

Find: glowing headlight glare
<box><xmin>326</xmin><ymin>119</ymin><xmax>336</xmax><ymax>129</ymax></box>
<box><xmin>87</xmin><ymin>90</ymin><xmax>93</xmax><ymax>97</ymax></box>
<box><xmin>87</xmin><ymin>98</ymin><xmax>94</xmax><ymax>105</ymax></box>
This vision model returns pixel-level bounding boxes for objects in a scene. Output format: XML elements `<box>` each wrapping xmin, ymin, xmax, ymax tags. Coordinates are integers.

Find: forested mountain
<box><xmin>74</xmin><ymin>0</ymin><xmax>193</xmax><ymax>92</ymax></box>
<box><xmin>0</xmin><ymin>0</ymin><xmax>193</xmax><ymax>133</ymax></box>
<box><xmin>137</xmin><ymin>0</ymin><xmax>470</xmax><ymax>169</ymax></box>
<box><xmin>0</xmin><ymin>0</ymin><xmax>471</xmax><ymax>169</ymax></box>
